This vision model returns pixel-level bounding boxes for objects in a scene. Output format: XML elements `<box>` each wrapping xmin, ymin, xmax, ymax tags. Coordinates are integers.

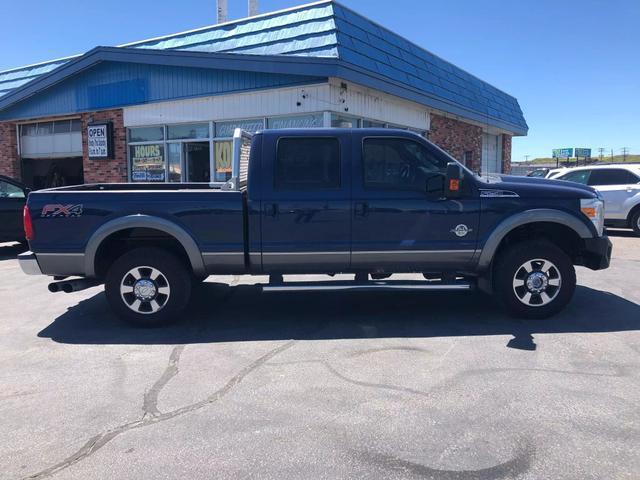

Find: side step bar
<box><xmin>262</xmin><ymin>280</ymin><xmax>474</xmax><ymax>293</ymax></box>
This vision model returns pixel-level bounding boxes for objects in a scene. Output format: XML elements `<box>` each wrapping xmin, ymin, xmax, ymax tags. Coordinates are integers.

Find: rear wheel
<box><xmin>494</xmin><ymin>241</ymin><xmax>576</xmax><ymax>319</ymax></box>
<box><xmin>105</xmin><ymin>247</ymin><xmax>191</xmax><ymax>327</ymax></box>
<box><xmin>631</xmin><ymin>210</ymin><xmax>640</xmax><ymax>237</ymax></box>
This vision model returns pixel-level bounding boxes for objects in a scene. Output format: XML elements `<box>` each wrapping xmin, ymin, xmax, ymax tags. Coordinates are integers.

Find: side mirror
<box><xmin>425</xmin><ymin>173</ymin><xmax>445</xmax><ymax>196</ymax></box>
<box><xmin>445</xmin><ymin>162</ymin><xmax>463</xmax><ymax>199</ymax></box>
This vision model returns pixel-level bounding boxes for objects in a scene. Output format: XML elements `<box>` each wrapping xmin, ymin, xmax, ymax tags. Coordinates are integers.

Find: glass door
<box><xmin>167</xmin><ymin>143</ymin><xmax>183</xmax><ymax>182</ymax></box>
<box><xmin>185</xmin><ymin>142</ymin><xmax>211</xmax><ymax>182</ymax></box>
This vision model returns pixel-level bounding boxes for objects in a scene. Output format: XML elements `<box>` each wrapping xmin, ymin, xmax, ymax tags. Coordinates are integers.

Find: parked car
<box><xmin>526</xmin><ymin>168</ymin><xmax>549</xmax><ymax>178</ymax></box>
<box><xmin>19</xmin><ymin>129</ymin><xmax>611</xmax><ymax>326</ymax></box>
<box><xmin>0</xmin><ymin>175</ymin><xmax>29</xmax><ymax>243</ymax></box>
<box><xmin>554</xmin><ymin>164</ymin><xmax>640</xmax><ymax>235</ymax></box>
<box><xmin>546</xmin><ymin>167</ymin><xmax>569</xmax><ymax>179</ymax></box>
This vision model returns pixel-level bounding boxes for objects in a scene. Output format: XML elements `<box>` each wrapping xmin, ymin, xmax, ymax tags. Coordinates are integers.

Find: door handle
<box><xmin>354</xmin><ymin>202</ymin><xmax>369</xmax><ymax>217</ymax></box>
<box><xmin>264</xmin><ymin>203</ymin><xmax>278</xmax><ymax>217</ymax></box>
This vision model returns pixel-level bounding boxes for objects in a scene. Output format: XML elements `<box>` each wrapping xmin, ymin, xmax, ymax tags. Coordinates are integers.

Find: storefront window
<box><xmin>362</xmin><ymin>119</ymin><xmax>385</xmax><ymax>128</ymax></box>
<box><xmin>167</xmin><ymin>123</ymin><xmax>209</xmax><ymax>140</ymax></box>
<box><xmin>130</xmin><ymin>144</ymin><xmax>166</xmax><ymax>182</ymax></box>
<box><xmin>167</xmin><ymin>143</ymin><xmax>182</xmax><ymax>182</ymax></box>
<box><xmin>128</xmin><ymin>126</ymin><xmax>164</xmax><ymax>143</ymax></box>
<box><xmin>267</xmin><ymin>114</ymin><xmax>323</xmax><ymax>129</ymax></box>
<box><xmin>331</xmin><ymin>114</ymin><xmax>359</xmax><ymax>128</ymax></box>
<box><xmin>216</xmin><ymin>119</ymin><xmax>264</xmax><ymax>138</ymax></box>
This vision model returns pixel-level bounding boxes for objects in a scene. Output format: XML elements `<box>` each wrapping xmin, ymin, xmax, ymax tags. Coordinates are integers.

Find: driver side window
<box><xmin>362</xmin><ymin>138</ymin><xmax>446</xmax><ymax>191</ymax></box>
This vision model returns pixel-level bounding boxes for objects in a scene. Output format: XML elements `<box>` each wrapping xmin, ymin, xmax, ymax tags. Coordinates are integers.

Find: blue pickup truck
<box><xmin>19</xmin><ymin>128</ymin><xmax>612</xmax><ymax>326</ymax></box>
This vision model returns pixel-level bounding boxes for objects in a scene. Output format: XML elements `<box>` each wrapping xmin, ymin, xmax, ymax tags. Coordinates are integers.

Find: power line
<box><xmin>621</xmin><ymin>147</ymin><xmax>629</xmax><ymax>162</ymax></box>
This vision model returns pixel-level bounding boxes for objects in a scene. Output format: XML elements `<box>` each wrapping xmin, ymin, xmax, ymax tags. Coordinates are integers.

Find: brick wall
<box><xmin>81</xmin><ymin>109</ymin><xmax>127</xmax><ymax>183</ymax></box>
<box><xmin>502</xmin><ymin>134</ymin><xmax>512</xmax><ymax>174</ymax></box>
<box><xmin>0</xmin><ymin>121</ymin><xmax>19</xmax><ymax>179</ymax></box>
<box><xmin>429</xmin><ymin>113</ymin><xmax>483</xmax><ymax>172</ymax></box>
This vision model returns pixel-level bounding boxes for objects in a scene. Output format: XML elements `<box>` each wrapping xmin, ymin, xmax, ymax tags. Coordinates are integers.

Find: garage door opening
<box><xmin>19</xmin><ymin>119</ymin><xmax>84</xmax><ymax>189</ymax></box>
<box><xmin>21</xmin><ymin>157</ymin><xmax>84</xmax><ymax>189</ymax></box>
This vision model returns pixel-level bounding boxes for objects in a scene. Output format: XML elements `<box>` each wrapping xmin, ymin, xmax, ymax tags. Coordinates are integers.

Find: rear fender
<box><xmin>84</xmin><ymin>215</ymin><xmax>205</xmax><ymax>277</ymax></box>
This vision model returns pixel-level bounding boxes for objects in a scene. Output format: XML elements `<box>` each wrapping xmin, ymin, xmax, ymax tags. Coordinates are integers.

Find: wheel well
<box><xmin>627</xmin><ymin>203</ymin><xmax>640</xmax><ymax>225</ymax></box>
<box><xmin>493</xmin><ymin>222</ymin><xmax>583</xmax><ymax>264</ymax></box>
<box><xmin>94</xmin><ymin>228</ymin><xmax>192</xmax><ymax>279</ymax></box>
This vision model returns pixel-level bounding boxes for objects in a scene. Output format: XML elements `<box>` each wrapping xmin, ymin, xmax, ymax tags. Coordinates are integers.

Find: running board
<box><xmin>262</xmin><ymin>280</ymin><xmax>474</xmax><ymax>293</ymax></box>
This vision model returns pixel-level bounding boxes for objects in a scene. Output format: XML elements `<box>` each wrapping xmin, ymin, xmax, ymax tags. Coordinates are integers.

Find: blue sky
<box><xmin>1</xmin><ymin>0</ymin><xmax>638</xmax><ymax>161</ymax></box>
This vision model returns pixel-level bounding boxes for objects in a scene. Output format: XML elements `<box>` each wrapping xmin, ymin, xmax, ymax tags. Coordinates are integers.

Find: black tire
<box><xmin>631</xmin><ymin>209</ymin><xmax>640</xmax><ymax>237</ymax></box>
<box><xmin>493</xmin><ymin>240</ymin><xmax>576</xmax><ymax>319</ymax></box>
<box><xmin>105</xmin><ymin>247</ymin><xmax>192</xmax><ymax>327</ymax></box>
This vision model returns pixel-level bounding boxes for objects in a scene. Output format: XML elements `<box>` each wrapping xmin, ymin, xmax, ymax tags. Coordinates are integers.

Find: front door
<box><xmin>260</xmin><ymin>133</ymin><xmax>351</xmax><ymax>273</ymax></box>
<box><xmin>351</xmin><ymin>135</ymin><xmax>479</xmax><ymax>273</ymax></box>
<box><xmin>186</xmin><ymin>142</ymin><xmax>211</xmax><ymax>182</ymax></box>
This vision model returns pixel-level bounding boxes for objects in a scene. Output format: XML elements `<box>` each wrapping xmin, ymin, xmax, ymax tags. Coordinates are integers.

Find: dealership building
<box><xmin>0</xmin><ymin>0</ymin><xmax>527</xmax><ymax>188</ymax></box>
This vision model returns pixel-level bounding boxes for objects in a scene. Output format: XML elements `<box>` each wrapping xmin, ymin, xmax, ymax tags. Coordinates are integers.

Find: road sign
<box><xmin>552</xmin><ymin>148</ymin><xmax>573</xmax><ymax>158</ymax></box>
<box><xmin>574</xmin><ymin>148</ymin><xmax>591</xmax><ymax>158</ymax></box>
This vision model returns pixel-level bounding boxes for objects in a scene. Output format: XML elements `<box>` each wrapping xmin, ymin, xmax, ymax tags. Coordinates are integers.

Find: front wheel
<box><xmin>494</xmin><ymin>241</ymin><xmax>576</xmax><ymax>319</ymax></box>
<box><xmin>105</xmin><ymin>247</ymin><xmax>192</xmax><ymax>327</ymax></box>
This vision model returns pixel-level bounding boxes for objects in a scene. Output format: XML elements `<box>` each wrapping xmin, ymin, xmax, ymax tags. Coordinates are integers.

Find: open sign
<box><xmin>87</xmin><ymin>122</ymin><xmax>113</xmax><ymax>159</ymax></box>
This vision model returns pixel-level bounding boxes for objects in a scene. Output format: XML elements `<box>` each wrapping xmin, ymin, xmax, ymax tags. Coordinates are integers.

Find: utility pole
<box><xmin>621</xmin><ymin>147</ymin><xmax>629</xmax><ymax>162</ymax></box>
<box><xmin>598</xmin><ymin>147</ymin><xmax>605</xmax><ymax>162</ymax></box>
<box><xmin>610</xmin><ymin>149</ymin><xmax>614</xmax><ymax>162</ymax></box>
<box><xmin>524</xmin><ymin>155</ymin><xmax>530</xmax><ymax>163</ymax></box>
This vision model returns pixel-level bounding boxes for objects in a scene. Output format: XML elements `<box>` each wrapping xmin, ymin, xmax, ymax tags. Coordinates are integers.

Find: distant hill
<box><xmin>517</xmin><ymin>154</ymin><xmax>640</xmax><ymax>165</ymax></box>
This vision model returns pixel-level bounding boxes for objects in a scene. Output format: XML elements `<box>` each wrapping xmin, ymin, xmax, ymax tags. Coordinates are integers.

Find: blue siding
<box><xmin>0</xmin><ymin>62</ymin><xmax>324</xmax><ymax>120</ymax></box>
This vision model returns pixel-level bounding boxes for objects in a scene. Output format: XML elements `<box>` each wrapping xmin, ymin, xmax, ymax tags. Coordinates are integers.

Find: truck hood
<box><xmin>477</xmin><ymin>174</ymin><xmax>598</xmax><ymax>199</ymax></box>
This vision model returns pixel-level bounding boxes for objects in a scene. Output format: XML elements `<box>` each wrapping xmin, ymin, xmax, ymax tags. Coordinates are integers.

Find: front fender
<box><xmin>476</xmin><ymin>208</ymin><xmax>594</xmax><ymax>271</ymax></box>
<box><xmin>84</xmin><ymin>215</ymin><xmax>206</xmax><ymax>277</ymax></box>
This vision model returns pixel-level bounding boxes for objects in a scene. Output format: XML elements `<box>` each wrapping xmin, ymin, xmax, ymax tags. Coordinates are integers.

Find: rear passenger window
<box><xmin>275</xmin><ymin>138</ymin><xmax>340</xmax><ymax>190</ymax></box>
<box><xmin>588</xmin><ymin>169</ymin><xmax>639</xmax><ymax>186</ymax></box>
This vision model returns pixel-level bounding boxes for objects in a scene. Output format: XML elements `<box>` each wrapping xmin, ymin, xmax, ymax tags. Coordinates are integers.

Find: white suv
<box><xmin>555</xmin><ymin>164</ymin><xmax>640</xmax><ymax>235</ymax></box>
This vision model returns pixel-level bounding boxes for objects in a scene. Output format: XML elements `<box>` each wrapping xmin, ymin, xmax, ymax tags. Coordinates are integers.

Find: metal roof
<box><xmin>0</xmin><ymin>0</ymin><xmax>527</xmax><ymax>134</ymax></box>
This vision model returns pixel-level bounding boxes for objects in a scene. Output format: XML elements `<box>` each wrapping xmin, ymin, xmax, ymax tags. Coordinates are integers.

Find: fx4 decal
<box><xmin>41</xmin><ymin>204</ymin><xmax>84</xmax><ymax>218</ymax></box>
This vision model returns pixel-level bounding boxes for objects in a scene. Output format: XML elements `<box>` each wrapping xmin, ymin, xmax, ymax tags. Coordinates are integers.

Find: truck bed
<box><xmin>27</xmin><ymin>184</ymin><xmax>247</xmax><ymax>277</ymax></box>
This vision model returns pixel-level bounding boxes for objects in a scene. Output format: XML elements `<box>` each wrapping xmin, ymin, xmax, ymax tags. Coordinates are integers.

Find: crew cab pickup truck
<box><xmin>19</xmin><ymin>128</ymin><xmax>612</xmax><ymax>326</ymax></box>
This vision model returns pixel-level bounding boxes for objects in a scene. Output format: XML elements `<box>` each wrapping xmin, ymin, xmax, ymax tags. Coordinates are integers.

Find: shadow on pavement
<box><xmin>0</xmin><ymin>242</ymin><xmax>26</xmax><ymax>261</ymax></box>
<box><xmin>38</xmin><ymin>283</ymin><xmax>640</xmax><ymax>350</ymax></box>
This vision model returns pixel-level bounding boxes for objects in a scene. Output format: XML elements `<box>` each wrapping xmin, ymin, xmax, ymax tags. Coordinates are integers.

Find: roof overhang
<box><xmin>0</xmin><ymin>46</ymin><xmax>528</xmax><ymax>135</ymax></box>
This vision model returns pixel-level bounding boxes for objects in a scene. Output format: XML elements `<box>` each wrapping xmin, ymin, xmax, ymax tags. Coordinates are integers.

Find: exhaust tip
<box><xmin>61</xmin><ymin>283</ymin><xmax>73</xmax><ymax>293</ymax></box>
<box><xmin>48</xmin><ymin>283</ymin><xmax>60</xmax><ymax>293</ymax></box>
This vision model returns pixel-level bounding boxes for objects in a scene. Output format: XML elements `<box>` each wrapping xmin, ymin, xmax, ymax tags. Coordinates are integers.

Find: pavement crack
<box><xmin>143</xmin><ymin>345</ymin><xmax>185</xmax><ymax>418</ymax></box>
<box><xmin>23</xmin><ymin>340</ymin><xmax>296</xmax><ymax>480</ymax></box>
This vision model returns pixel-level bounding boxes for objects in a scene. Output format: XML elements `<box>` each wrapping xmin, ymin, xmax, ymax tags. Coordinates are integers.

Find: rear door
<box><xmin>587</xmin><ymin>168</ymin><xmax>640</xmax><ymax>219</ymax></box>
<box><xmin>0</xmin><ymin>179</ymin><xmax>26</xmax><ymax>241</ymax></box>
<box><xmin>259</xmin><ymin>133</ymin><xmax>351</xmax><ymax>273</ymax></box>
<box><xmin>350</xmin><ymin>134</ymin><xmax>479</xmax><ymax>273</ymax></box>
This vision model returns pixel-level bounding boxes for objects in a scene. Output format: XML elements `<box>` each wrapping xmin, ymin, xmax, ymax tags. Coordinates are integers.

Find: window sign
<box><xmin>215</xmin><ymin>141</ymin><xmax>233</xmax><ymax>181</ymax></box>
<box><xmin>267</xmin><ymin>114</ymin><xmax>323</xmax><ymax>129</ymax></box>
<box><xmin>216</xmin><ymin>119</ymin><xmax>264</xmax><ymax>137</ymax></box>
<box><xmin>130</xmin><ymin>144</ymin><xmax>165</xmax><ymax>182</ymax></box>
<box><xmin>87</xmin><ymin>122</ymin><xmax>113</xmax><ymax>159</ymax></box>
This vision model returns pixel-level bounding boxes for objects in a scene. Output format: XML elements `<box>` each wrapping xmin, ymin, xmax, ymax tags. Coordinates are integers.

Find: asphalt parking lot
<box><xmin>1</xmin><ymin>233</ymin><xmax>639</xmax><ymax>480</ymax></box>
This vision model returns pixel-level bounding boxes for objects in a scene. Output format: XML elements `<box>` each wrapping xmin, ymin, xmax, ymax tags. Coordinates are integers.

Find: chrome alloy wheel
<box><xmin>119</xmin><ymin>266</ymin><xmax>171</xmax><ymax>314</ymax></box>
<box><xmin>512</xmin><ymin>258</ymin><xmax>561</xmax><ymax>307</ymax></box>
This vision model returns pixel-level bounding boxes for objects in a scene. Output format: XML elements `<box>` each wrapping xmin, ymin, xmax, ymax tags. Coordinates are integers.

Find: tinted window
<box><xmin>275</xmin><ymin>138</ymin><xmax>340</xmax><ymax>190</ymax></box>
<box><xmin>362</xmin><ymin>138</ymin><xmax>446</xmax><ymax>190</ymax></box>
<box><xmin>559</xmin><ymin>170</ymin><xmax>590</xmax><ymax>185</ymax></box>
<box><xmin>0</xmin><ymin>180</ymin><xmax>25</xmax><ymax>198</ymax></box>
<box><xmin>588</xmin><ymin>169</ymin><xmax>639</xmax><ymax>186</ymax></box>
